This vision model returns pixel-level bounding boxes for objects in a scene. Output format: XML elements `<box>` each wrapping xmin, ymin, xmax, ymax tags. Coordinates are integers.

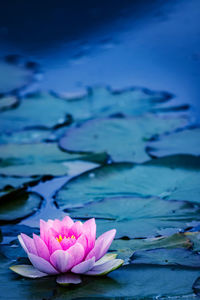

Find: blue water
<box><xmin>0</xmin><ymin>0</ymin><xmax>199</xmax><ymax>120</ymax></box>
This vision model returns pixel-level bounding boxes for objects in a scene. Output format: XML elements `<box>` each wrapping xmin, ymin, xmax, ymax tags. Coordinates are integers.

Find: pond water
<box><xmin>0</xmin><ymin>0</ymin><xmax>200</xmax><ymax>299</ymax></box>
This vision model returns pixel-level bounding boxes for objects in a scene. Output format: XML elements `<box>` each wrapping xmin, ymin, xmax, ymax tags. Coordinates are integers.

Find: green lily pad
<box><xmin>0</xmin><ymin>96</ymin><xmax>18</xmax><ymax>111</ymax></box>
<box><xmin>0</xmin><ymin>127</ymin><xmax>68</xmax><ymax>144</ymax></box>
<box><xmin>0</xmin><ymin>252</ymin><xmax>199</xmax><ymax>299</ymax></box>
<box><xmin>59</xmin><ymin>115</ymin><xmax>187</xmax><ymax>163</ymax></box>
<box><xmin>132</xmin><ymin>248</ymin><xmax>200</xmax><ymax>267</ymax></box>
<box><xmin>0</xmin><ymin>176</ymin><xmax>33</xmax><ymax>198</ymax></box>
<box><xmin>56</xmin><ymin>264</ymin><xmax>200</xmax><ymax>299</ymax></box>
<box><xmin>148</xmin><ymin>128</ymin><xmax>200</xmax><ymax>157</ymax></box>
<box><xmin>0</xmin><ymin>93</ymin><xmax>72</xmax><ymax>134</ymax></box>
<box><xmin>55</xmin><ymin>155</ymin><xmax>200</xmax><ymax>208</ymax></box>
<box><xmin>68</xmin><ymin>197</ymin><xmax>200</xmax><ymax>238</ymax></box>
<box><xmin>0</xmin><ymin>189</ymin><xmax>43</xmax><ymax>223</ymax></box>
<box><xmin>57</xmin><ymin>86</ymin><xmax>181</xmax><ymax>120</ymax></box>
<box><xmin>110</xmin><ymin>233</ymin><xmax>192</xmax><ymax>260</ymax></box>
<box><xmin>184</xmin><ymin>232</ymin><xmax>200</xmax><ymax>252</ymax></box>
<box><xmin>0</xmin><ymin>57</ymin><xmax>36</xmax><ymax>95</ymax></box>
<box><xmin>0</xmin><ymin>143</ymin><xmax>107</xmax><ymax>177</ymax></box>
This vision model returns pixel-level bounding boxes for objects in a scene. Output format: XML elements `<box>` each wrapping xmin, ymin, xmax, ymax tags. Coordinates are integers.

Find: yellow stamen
<box><xmin>56</xmin><ymin>234</ymin><xmax>76</xmax><ymax>243</ymax></box>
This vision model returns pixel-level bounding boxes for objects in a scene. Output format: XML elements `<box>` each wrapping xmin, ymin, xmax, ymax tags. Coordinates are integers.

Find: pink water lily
<box><xmin>10</xmin><ymin>216</ymin><xmax>123</xmax><ymax>285</ymax></box>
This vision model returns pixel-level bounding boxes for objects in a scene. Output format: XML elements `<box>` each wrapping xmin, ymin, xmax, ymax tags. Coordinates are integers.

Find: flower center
<box><xmin>56</xmin><ymin>234</ymin><xmax>76</xmax><ymax>243</ymax></box>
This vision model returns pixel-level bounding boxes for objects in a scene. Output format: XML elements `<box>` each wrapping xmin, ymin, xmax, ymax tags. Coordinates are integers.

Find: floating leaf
<box><xmin>0</xmin><ymin>189</ymin><xmax>42</xmax><ymax>223</ymax></box>
<box><xmin>56</xmin><ymin>264</ymin><xmax>200</xmax><ymax>299</ymax></box>
<box><xmin>55</xmin><ymin>156</ymin><xmax>200</xmax><ymax>208</ymax></box>
<box><xmin>110</xmin><ymin>233</ymin><xmax>192</xmax><ymax>260</ymax></box>
<box><xmin>131</xmin><ymin>248</ymin><xmax>200</xmax><ymax>267</ymax></box>
<box><xmin>148</xmin><ymin>128</ymin><xmax>200</xmax><ymax>157</ymax></box>
<box><xmin>0</xmin><ymin>96</ymin><xmax>18</xmax><ymax>111</ymax></box>
<box><xmin>0</xmin><ymin>127</ymin><xmax>68</xmax><ymax>144</ymax></box>
<box><xmin>184</xmin><ymin>232</ymin><xmax>200</xmax><ymax>252</ymax></box>
<box><xmin>0</xmin><ymin>143</ymin><xmax>106</xmax><ymax>177</ymax></box>
<box><xmin>59</xmin><ymin>116</ymin><xmax>187</xmax><ymax>163</ymax></box>
<box><xmin>0</xmin><ymin>176</ymin><xmax>33</xmax><ymax>198</ymax></box>
<box><xmin>0</xmin><ymin>93</ymin><xmax>72</xmax><ymax>134</ymax></box>
<box><xmin>56</xmin><ymin>86</ymin><xmax>178</xmax><ymax>120</ymax></box>
<box><xmin>0</xmin><ymin>57</ymin><xmax>36</xmax><ymax>94</ymax></box>
<box><xmin>68</xmin><ymin>197</ymin><xmax>200</xmax><ymax>238</ymax></box>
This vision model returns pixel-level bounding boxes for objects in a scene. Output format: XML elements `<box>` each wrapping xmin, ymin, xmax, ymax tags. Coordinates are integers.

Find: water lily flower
<box><xmin>10</xmin><ymin>216</ymin><xmax>123</xmax><ymax>285</ymax></box>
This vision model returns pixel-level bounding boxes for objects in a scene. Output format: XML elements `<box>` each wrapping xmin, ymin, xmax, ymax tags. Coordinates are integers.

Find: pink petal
<box><xmin>77</xmin><ymin>234</ymin><xmax>88</xmax><ymax>253</ymax></box>
<box><xmin>48</xmin><ymin>236</ymin><xmax>62</xmax><ymax>254</ymax></box>
<box><xmin>86</xmin><ymin>258</ymin><xmax>124</xmax><ymax>276</ymax></box>
<box><xmin>68</xmin><ymin>221</ymin><xmax>83</xmax><ymax>238</ymax></box>
<box><xmin>50</xmin><ymin>250</ymin><xmax>73</xmax><ymax>273</ymax></box>
<box><xmin>60</xmin><ymin>237</ymin><xmax>76</xmax><ymax>250</ymax></box>
<box><xmin>82</xmin><ymin>218</ymin><xmax>96</xmax><ymax>254</ymax></box>
<box><xmin>28</xmin><ymin>253</ymin><xmax>59</xmax><ymax>274</ymax></box>
<box><xmin>19</xmin><ymin>234</ymin><xmax>37</xmax><ymax>255</ymax></box>
<box><xmin>86</xmin><ymin>229</ymin><xmax>116</xmax><ymax>261</ymax></box>
<box><xmin>71</xmin><ymin>257</ymin><xmax>95</xmax><ymax>274</ymax></box>
<box><xmin>61</xmin><ymin>215</ymin><xmax>74</xmax><ymax>228</ymax></box>
<box><xmin>52</xmin><ymin>219</ymin><xmax>63</xmax><ymax>232</ymax></box>
<box><xmin>33</xmin><ymin>233</ymin><xmax>50</xmax><ymax>261</ymax></box>
<box><xmin>47</xmin><ymin>219</ymin><xmax>54</xmax><ymax>227</ymax></box>
<box><xmin>40</xmin><ymin>219</ymin><xmax>50</xmax><ymax>245</ymax></box>
<box><xmin>56</xmin><ymin>273</ymin><xmax>81</xmax><ymax>285</ymax></box>
<box><xmin>67</xmin><ymin>243</ymin><xmax>85</xmax><ymax>267</ymax></box>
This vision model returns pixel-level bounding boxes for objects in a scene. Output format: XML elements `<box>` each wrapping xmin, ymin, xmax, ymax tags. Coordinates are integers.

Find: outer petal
<box><xmin>28</xmin><ymin>253</ymin><xmax>59</xmax><ymax>274</ymax></box>
<box><xmin>40</xmin><ymin>219</ymin><xmax>50</xmax><ymax>245</ymax></box>
<box><xmin>95</xmin><ymin>253</ymin><xmax>118</xmax><ymax>266</ymax></box>
<box><xmin>10</xmin><ymin>264</ymin><xmax>48</xmax><ymax>278</ymax></box>
<box><xmin>18</xmin><ymin>234</ymin><xmax>37</xmax><ymax>255</ymax></box>
<box><xmin>33</xmin><ymin>234</ymin><xmax>50</xmax><ymax>261</ymax></box>
<box><xmin>56</xmin><ymin>273</ymin><xmax>81</xmax><ymax>286</ymax></box>
<box><xmin>50</xmin><ymin>250</ymin><xmax>73</xmax><ymax>273</ymax></box>
<box><xmin>71</xmin><ymin>257</ymin><xmax>95</xmax><ymax>274</ymax></box>
<box><xmin>67</xmin><ymin>243</ymin><xmax>85</xmax><ymax>267</ymax></box>
<box><xmin>86</xmin><ymin>229</ymin><xmax>116</xmax><ymax>261</ymax></box>
<box><xmin>82</xmin><ymin>218</ymin><xmax>96</xmax><ymax>254</ymax></box>
<box><xmin>85</xmin><ymin>258</ymin><xmax>124</xmax><ymax>276</ymax></box>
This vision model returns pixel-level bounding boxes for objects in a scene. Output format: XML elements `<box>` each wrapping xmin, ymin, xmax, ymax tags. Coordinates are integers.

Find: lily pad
<box><xmin>131</xmin><ymin>248</ymin><xmax>200</xmax><ymax>267</ymax></box>
<box><xmin>59</xmin><ymin>115</ymin><xmax>187</xmax><ymax>163</ymax></box>
<box><xmin>148</xmin><ymin>128</ymin><xmax>200</xmax><ymax>158</ymax></box>
<box><xmin>0</xmin><ymin>143</ymin><xmax>107</xmax><ymax>177</ymax></box>
<box><xmin>0</xmin><ymin>96</ymin><xmax>18</xmax><ymax>111</ymax></box>
<box><xmin>68</xmin><ymin>197</ymin><xmax>200</xmax><ymax>238</ymax></box>
<box><xmin>0</xmin><ymin>189</ymin><xmax>43</xmax><ymax>223</ymax></box>
<box><xmin>57</xmin><ymin>86</ymin><xmax>180</xmax><ymax>120</ymax></box>
<box><xmin>184</xmin><ymin>232</ymin><xmax>200</xmax><ymax>252</ymax></box>
<box><xmin>110</xmin><ymin>233</ymin><xmax>192</xmax><ymax>260</ymax></box>
<box><xmin>56</xmin><ymin>265</ymin><xmax>200</xmax><ymax>299</ymax></box>
<box><xmin>0</xmin><ymin>57</ymin><xmax>36</xmax><ymax>95</ymax></box>
<box><xmin>0</xmin><ymin>127</ymin><xmax>69</xmax><ymax>144</ymax></box>
<box><xmin>0</xmin><ymin>92</ymin><xmax>73</xmax><ymax>134</ymax></box>
<box><xmin>55</xmin><ymin>155</ymin><xmax>200</xmax><ymax>208</ymax></box>
<box><xmin>0</xmin><ymin>253</ymin><xmax>199</xmax><ymax>299</ymax></box>
<box><xmin>0</xmin><ymin>176</ymin><xmax>33</xmax><ymax>198</ymax></box>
